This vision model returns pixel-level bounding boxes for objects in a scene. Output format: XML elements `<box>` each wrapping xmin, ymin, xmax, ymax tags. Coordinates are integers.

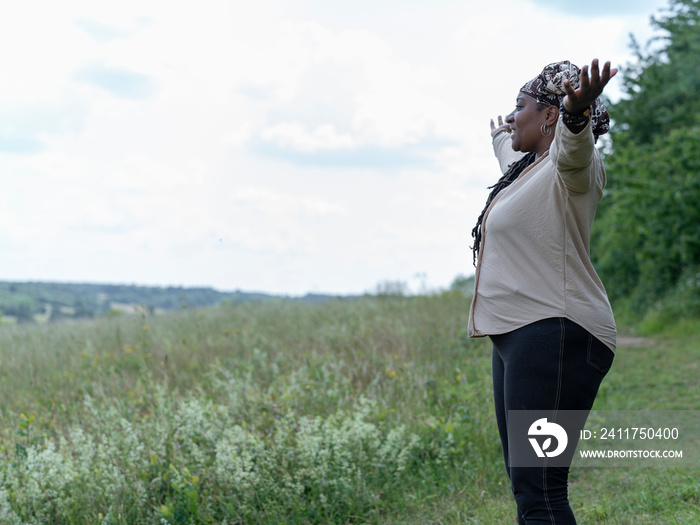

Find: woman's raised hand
<box><xmin>563</xmin><ymin>59</ymin><xmax>617</xmax><ymax>114</ymax></box>
<box><xmin>490</xmin><ymin>115</ymin><xmax>511</xmax><ymax>138</ymax></box>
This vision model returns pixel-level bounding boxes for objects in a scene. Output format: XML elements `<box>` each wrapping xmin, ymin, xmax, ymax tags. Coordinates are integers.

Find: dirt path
<box><xmin>617</xmin><ymin>335</ymin><xmax>656</xmax><ymax>347</ymax></box>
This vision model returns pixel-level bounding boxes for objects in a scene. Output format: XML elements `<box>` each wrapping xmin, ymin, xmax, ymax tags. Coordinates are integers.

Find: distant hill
<box><xmin>0</xmin><ymin>281</ymin><xmax>339</xmax><ymax>323</ymax></box>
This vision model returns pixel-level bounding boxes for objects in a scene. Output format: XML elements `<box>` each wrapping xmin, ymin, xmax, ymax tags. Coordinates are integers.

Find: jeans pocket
<box><xmin>586</xmin><ymin>334</ymin><xmax>614</xmax><ymax>375</ymax></box>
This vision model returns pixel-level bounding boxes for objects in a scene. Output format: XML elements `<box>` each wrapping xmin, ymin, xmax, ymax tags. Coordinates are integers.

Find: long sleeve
<box><xmin>549</xmin><ymin>119</ymin><xmax>605</xmax><ymax>195</ymax></box>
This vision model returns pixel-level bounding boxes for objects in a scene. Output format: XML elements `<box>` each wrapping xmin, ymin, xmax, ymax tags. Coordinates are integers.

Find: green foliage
<box><xmin>0</xmin><ymin>294</ymin><xmax>499</xmax><ymax>524</ymax></box>
<box><xmin>594</xmin><ymin>127</ymin><xmax>700</xmax><ymax>313</ymax></box>
<box><xmin>593</xmin><ymin>0</ymin><xmax>700</xmax><ymax>323</ymax></box>
<box><xmin>449</xmin><ymin>274</ymin><xmax>475</xmax><ymax>296</ymax></box>
<box><xmin>610</xmin><ymin>0</ymin><xmax>700</xmax><ymax>147</ymax></box>
<box><xmin>373</xmin><ymin>279</ymin><xmax>409</xmax><ymax>297</ymax></box>
<box><xmin>636</xmin><ymin>265</ymin><xmax>700</xmax><ymax>334</ymax></box>
<box><xmin>0</xmin><ymin>296</ymin><xmax>696</xmax><ymax>523</ymax></box>
<box><xmin>0</xmin><ymin>289</ymin><xmax>43</xmax><ymax>322</ymax></box>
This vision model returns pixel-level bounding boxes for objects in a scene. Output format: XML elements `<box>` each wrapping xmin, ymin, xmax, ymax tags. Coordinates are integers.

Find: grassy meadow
<box><xmin>0</xmin><ymin>293</ymin><xmax>697</xmax><ymax>524</ymax></box>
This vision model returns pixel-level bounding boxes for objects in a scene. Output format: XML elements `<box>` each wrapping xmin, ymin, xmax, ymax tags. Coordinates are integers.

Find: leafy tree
<box><xmin>73</xmin><ymin>297</ymin><xmax>96</xmax><ymax>318</ymax></box>
<box><xmin>374</xmin><ymin>280</ymin><xmax>409</xmax><ymax>297</ymax></box>
<box><xmin>593</xmin><ymin>0</ymin><xmax>700</xmax><ymax>318</ymax></box>
<box><xmin>14</xmin><ymin>298</ymin><xmax>36</xmax><ymax>324</ymax></box>
<box><xmin>450</xmin><ymin>274</ymin><xmax>475</xmax><ymax>297</ymax></box>
<box><xmin>609</xmin><ymin>0</ymin><xmax>700</xmax><ymax>147</ymax></box>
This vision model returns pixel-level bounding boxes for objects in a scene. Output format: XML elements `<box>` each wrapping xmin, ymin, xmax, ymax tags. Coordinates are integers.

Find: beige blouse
<box><xmin>468</xmin><ymin>119</ymin><xmax>617</xmax><ymax>352</ymax></box>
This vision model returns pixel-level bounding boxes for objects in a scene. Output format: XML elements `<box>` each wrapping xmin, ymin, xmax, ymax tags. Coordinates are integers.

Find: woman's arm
<box><xmin>550</xmin><ymin>59</ymin><xmax>616</xmax><ymax>194</ymax></box>
<box><xmin>551</xmin><ymin>119</ymin><xmax>599</xmax><ymax>194</ymax></box>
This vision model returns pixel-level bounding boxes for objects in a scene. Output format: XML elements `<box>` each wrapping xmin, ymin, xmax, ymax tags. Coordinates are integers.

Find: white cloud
<box><xmin>231</xmin><ymin>187</ymin><xmax>346</xmax><ymax>216</ymax></box>
<box><xmin>261</xmin><ymin>123</ymin><xmax>357</xmax><ymax>152</ymax></box>
<box><xmin>0</xmin><ymin>0</ymin><xmax>669</xmax><ymax>294</ymax></box>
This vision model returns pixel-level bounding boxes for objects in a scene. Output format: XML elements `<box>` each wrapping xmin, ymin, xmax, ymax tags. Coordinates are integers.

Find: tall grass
<box><xmin>0</xmin><ymin>294</ymin><xmax>697</xmax><ymax>524</ymax></box>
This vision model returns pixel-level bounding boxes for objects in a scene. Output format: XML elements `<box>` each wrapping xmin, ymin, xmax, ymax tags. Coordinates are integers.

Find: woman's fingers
<box><xmin>589</xmin><ymin>60</ymin><xmax>598</xmax><ymax>82</ymax></box>
<box><xmin>490</xmin><ymin>115</ymin><xmax>511</xmax><ymax>137</ymax></box>
<box><xmin>563</xmin><ymin>78</ymin><xmax>576</xmax><ymax>97</ymax></box>
<box><xmin>599</xmin><ymin>61</ymin><xmax>618</xmax><ymax>85</ymax></box>
<box><xmin>490</xmin><ymin>115</ymin><xmax>506</xmax><ymax>130</ymax></box>
<box><xmin>584</xmin><ymin>60</ymin><xmax>618</xmax><ymax>95</ymax></box>
<box><xmin>565</xmin><ymin>59</ymin><xmax>618</xmax><ymax>112</ymax></box>
<box><xmin>580</xmin><ymin>64</ymin><xmax>591</xmax><ymax>92</ymax></box>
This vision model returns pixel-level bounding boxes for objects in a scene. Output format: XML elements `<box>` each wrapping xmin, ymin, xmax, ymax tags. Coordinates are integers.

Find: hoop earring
<box><xmin>540</xmin><ymin>123</ymin><xmax>552</xmax><ymax>137</ymax></box>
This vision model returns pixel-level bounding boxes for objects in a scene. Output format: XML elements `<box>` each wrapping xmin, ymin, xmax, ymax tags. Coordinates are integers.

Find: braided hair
<box><xmin>470</xmin><ymin>151</ymin><xmax>536</xmax><ymax>266</ymax></box>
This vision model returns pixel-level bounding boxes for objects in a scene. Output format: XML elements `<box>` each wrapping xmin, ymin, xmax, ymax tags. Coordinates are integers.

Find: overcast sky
<box><xmin>0</xmin><ymin>0</ymin><xmax>670</xmax><ymax>295</ymax></box>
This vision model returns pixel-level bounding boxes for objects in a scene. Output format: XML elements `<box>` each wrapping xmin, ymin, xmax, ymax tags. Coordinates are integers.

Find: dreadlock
<box><xmin>471</xmin><ymin>151</ymin><xmax>537</xmax><ymax>266</ymax></box>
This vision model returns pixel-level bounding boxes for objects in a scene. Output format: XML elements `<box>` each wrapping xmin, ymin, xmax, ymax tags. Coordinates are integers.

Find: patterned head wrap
<box><xmin>519</xmin><ymin>60</ymin><xmax>610</xmax><ymax>137</ymax></box>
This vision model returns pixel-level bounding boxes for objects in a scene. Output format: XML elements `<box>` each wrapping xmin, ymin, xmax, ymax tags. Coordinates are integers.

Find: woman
<box><xmin>468</xmin><ymin>60</ymin><xmax>617</xmax><ymax>524</ymax></box>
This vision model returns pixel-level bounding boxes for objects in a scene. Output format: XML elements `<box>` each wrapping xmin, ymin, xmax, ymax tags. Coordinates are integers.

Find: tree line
<box><xmin>0</xmin><ymin>281</ymin><xmax>333</xmax><ymax>323</ymax></box>
<box><xmin>592</xmin><ymin>0</ymin><xmax>700</xmax><ymax>323</ymax></box>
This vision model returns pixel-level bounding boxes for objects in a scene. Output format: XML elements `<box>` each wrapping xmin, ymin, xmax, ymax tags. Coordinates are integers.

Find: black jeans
<box><xmin>490</xmin><ymin>317</ymin><xmax>614</xmax><ymax>525</ymax></box>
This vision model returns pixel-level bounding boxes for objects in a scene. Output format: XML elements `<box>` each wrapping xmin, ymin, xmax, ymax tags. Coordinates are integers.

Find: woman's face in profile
<box><xmin>506</xmin><ymin>93</ymin><xmax>545</xmax><ymax>154</ymax></box>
